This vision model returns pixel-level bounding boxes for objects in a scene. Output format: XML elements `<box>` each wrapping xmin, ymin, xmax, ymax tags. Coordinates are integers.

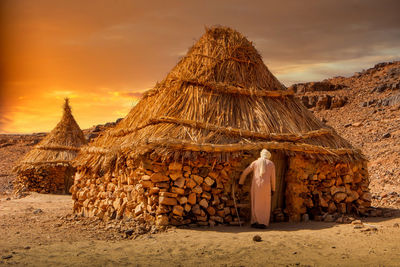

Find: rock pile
<box><xmin>13</xmin><ymin>165</ymin><xmax>74</xmax><ymax>194</ymax></box>
<box><xmin>285</xmin><ymin>155</ymin><xmax>370</xmax><ymax>222</ymax></box>
<box><xmin>71</xmin><ymin>155</ymin><xmax>257</xmax><ymax>227</ymax></box>
<box><xmin>71</xmin><ymin>152</ymin><xmax>371</xmax><ymax>226</ymax></box>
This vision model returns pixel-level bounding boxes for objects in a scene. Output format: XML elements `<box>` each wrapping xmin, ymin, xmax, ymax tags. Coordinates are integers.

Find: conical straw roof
<box><xmin>76</xmin><ymin>26</ymin><xmax>363</xmax><ymax>172</ymax></box>
<box><xmin>16</xmin><ymin>98</ymin><xmax>86</xmax><ymax>170</ymax></box>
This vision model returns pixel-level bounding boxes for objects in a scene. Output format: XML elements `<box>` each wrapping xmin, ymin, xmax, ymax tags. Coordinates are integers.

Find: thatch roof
<box><xmin>15</xmin><ymin>98</ymin><xmax>87</xmax><ymax>171</ymax></box>
<box><xmin>75</xmin><ymin>26</ymin><xmax>364</xmax><ymax>172</ymax></box>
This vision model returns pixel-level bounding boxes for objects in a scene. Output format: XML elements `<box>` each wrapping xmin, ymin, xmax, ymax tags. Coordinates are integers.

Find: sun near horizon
<box><xmin>1</xmin><ymin>0</ymin><xmax>399</xmax><ymax>134</ymax></box>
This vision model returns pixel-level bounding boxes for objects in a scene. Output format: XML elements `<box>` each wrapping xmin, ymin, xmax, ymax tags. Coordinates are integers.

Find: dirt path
<box><xmin>1</xmin><ymin>194</ymin><xmax>399</xmax><ymax>266</ymax></box>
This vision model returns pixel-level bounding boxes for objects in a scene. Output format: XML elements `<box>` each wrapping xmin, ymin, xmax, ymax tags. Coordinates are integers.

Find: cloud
<box><xmin>1</xmin><ymin>0</ymin><xmax>400</xmax><ymax>132</ymax></box>
<box><xmin>118</xmin><ymin>91</ymin><xmax>144</xmax><ymax>98</ymax></box>
<box><xmin>274</xmin><ymin>49</ymin><xmax>400</xmax><ymax>85</ymax></box>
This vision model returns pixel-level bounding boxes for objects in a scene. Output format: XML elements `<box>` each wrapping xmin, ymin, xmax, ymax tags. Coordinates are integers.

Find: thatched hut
<box><xmin>71</xmin><ymin>27</ymin><xmax>370</xmax><ymax>226</ymax></box>
<box><xmin>14</xmin><ymin>99</ymin><xmax>86</xmax><ymax>194</ymax></box>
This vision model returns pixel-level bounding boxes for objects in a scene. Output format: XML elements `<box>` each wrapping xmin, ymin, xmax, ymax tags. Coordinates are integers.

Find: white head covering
<box><xmin>260</xmin><ymin>149</ymin><xmax>271</xmax><ymax>159</ymax></box>
<box><xmin>259</xmin><ymin>149</ymin><xmax>271</xmax><ymax>176</ymax></box>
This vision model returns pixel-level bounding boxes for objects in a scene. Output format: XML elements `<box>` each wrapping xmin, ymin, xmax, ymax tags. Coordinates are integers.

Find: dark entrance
<box><xmin>64</xmin><ymin>166</ymin><xmax>75</xmax><ymax>194</ymax></box>
<box><xmin>235</xmin><ymin>151</ymin><xmax>288</xmax><ymax>223</ymax></box>
<box><xmin>271</xmin><ymin>151</ymin><xmax>287</xmax><ymax>222</ymax></box>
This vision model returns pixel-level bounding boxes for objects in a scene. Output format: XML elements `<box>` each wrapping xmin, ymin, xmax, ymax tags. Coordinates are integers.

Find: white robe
<box><xmin>239</xmin><ymin>158</ymin><xmax>276</xmax><ymax>225</ymax></box>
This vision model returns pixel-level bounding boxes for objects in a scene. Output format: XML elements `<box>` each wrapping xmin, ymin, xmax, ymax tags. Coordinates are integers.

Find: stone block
<box><xmin>207</xmin><ymin>206</ymin><xmax>216</xmax><ymax>216</ymax></box>
<box><xmin>169</xmin><ymin>162</ymin><xmax>182</xmax><ymax>172</ymax></box>
<box><xmin>199</xmin><ymin>198</ymin><xmax>209</xmax><ymax>208</ymax></box>
<box><xmin>184</xmin><ymin>204</ymin><xmax>191</xmax><ymax>212</ymax></box>
<box><xmin>169</xmin><ymin>172</ymin><xmax>182</xmax><ymax>181</ymax></box>
<box><xmin>204</xmin><ymin>177</ymin><xmax>215</xmax><ymax>186</ymax></box>
<box><xmin>188</xmin><ymin>193</ymin><xmax>197</xmax><ymax>205</ymax></box>
<box><xmin>333</xmin><ymin>192</ymin><xmax>347</xmax><ymax>203</ymax></box>
<box><xmin>150</xmin><ymin>173</ymin><xmax>169</xmax><ymax>183</ymax></box>
<box><xmin>179</xmin><ymin>196</ymin><xmax>188</xmax><ymax>205</ymax></box>
<box><xmin>186</xmin><ymin>178</ymin><xmax>197</xmax><ymax>189</ymax></box>
<box><xmin>159</xmin><ymin>192</ymin><xmax>178</xmax><ymax>198</ymax></box>
<box><xmin>191</xmin><ymin>175</ymin><xmax>204</xmax><ymax>185</ymax></box>
<box><xmin>171</xmin><ymin>187</ymin><xmax>185</xmax><ymax>195</ymax></box>
<box><xmin>156</xmin><ymin>215</ymin><xmax>169</xmax><ymax>226</ymax></box>
<box><xmin>193</xmin><ymin>185</ymin><xmax>203</xmax><ymax>194</ymax></box>
<box><xmin>172</xmin><ymin>205</ymin><xmax>184</xmax><ymax>216</ymax></box>
<box><xmin>174</xmin><ymin>177</ymin><xmax>185</xmax><ymax>188</ymax></box>
<box><xmin>159</xmin><ymin>196</ymin><xmax>177</xmax><ymax>206</ymax></box>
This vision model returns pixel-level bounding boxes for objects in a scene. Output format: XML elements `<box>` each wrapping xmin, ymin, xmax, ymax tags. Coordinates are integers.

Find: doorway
<box><xmin>270</xmin><ymin>151</ymin><xmax>287</xmax><ymax>221</ymax></box>
<box><xmin>64</xmin><ymin>166</ymin><xmax>75</xmax><ymax>194</ymax></box>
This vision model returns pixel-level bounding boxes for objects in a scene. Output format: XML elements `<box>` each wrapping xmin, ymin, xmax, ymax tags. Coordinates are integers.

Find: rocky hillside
<box><xmin>291</xmin><ymin>61</ymin><xmax>400</xmax><ymax>208</ymax></box>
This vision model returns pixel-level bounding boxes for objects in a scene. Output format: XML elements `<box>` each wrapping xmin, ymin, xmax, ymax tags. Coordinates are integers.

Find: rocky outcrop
<box><xmin>299</xmin><ymin>94</ymin><xmax>348</xmax><ymax>110</ymax></box>
<box><xmin>291</xmin><ymin>81</ymin><xmax>348</xmax><ymax>110</ymax></box>
<box><xmin>293</xmin><ymin>61</ymin><xmax>400</xmax><ymax>112</ymax></box>
<box><xmin>360</xmin><ymin>93</ymin><xmax>400</xmax><ymax>108</ymax></box>
<box><xmin>290</xmin><ymin>81</ymin><xmax>347</xmax><ymax>94</ymax></box>
<box><xmin>370</xmin><ymin>81</ymin><xmax>400</xmax><ymax>93</ymax></box>
<box><xmin>379</xmin><ymin>93</ymin><xmax>400</xmax><ymax>107</ymax></box>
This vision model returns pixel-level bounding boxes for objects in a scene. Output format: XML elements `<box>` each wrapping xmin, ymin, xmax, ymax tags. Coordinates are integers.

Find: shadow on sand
<box><xmin>177</xmin><ymin>207</ymin><xmax>400</xmax><ymax>233</ymax></box>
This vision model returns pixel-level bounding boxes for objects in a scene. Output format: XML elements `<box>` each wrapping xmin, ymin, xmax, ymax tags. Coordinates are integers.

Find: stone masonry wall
<box><xmin>285</xmin><ymin>155</ymin><xmax>371</xmax><ymax>222</ymax></box>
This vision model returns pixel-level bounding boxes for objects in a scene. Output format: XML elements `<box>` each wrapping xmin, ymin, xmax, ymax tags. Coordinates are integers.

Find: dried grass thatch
<box><xmin>74</xmin><ymin>26</ymin><xmax>364</xmax><ymax>173</ymax></box>
<box><xmin>15</xmin><ymin>98</ymin><xmax>87</xmax><ymax>171</ymax></box>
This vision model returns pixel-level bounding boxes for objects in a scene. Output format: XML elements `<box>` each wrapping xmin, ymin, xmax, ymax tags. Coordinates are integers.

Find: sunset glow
<box><xmin>1</xmin><ymin>0</ymin><xmax>399</xmax><ymax>133</ymax></box>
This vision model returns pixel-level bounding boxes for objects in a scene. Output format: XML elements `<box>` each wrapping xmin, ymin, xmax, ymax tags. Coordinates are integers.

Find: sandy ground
<box><xmin>1</xmin><ymin>194</ymin><xmax>399</xmax><ymax>266</ymax></box>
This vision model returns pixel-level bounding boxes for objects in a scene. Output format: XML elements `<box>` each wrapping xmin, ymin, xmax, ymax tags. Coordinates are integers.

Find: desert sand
<box><xmin>1</xmin><ymin>193</ymin><xmax>399</xmax><ymax>266</ymax></box>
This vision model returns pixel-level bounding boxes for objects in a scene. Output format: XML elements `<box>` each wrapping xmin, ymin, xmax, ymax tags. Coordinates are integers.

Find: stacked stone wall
<box><xmin>285</xmin><ymin>155</ymin><xmax>370</xmax><ymax>222</ymax></box>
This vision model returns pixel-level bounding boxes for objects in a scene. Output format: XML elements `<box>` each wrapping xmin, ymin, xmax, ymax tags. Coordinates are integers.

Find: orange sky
<box><xmin>1</xmin><ymin>0</ymin><xmax>399</xmax><ymax>133</ymax></box>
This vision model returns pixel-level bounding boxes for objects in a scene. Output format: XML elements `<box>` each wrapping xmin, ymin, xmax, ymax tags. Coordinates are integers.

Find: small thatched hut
<box><xmin>71</xmin><ymin>27</ymin><xmax>370</xmax><ymax>226</ymax></box>
<box><xmin>14</xmin><ymin>99</ymin><xmax>86</xmax><ymax>194</ymax></box>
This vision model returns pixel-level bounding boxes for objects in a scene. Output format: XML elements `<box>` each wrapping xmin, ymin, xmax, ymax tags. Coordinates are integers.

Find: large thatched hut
<box><xmin>71</xmin><ymin>27</ymin><xmax>370</xmax><ymax>226</ymax></box>
<box><xmin>14</xmin><ymin>99</ymin><xmax>86</xmax><ymax>194</ymax></box>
